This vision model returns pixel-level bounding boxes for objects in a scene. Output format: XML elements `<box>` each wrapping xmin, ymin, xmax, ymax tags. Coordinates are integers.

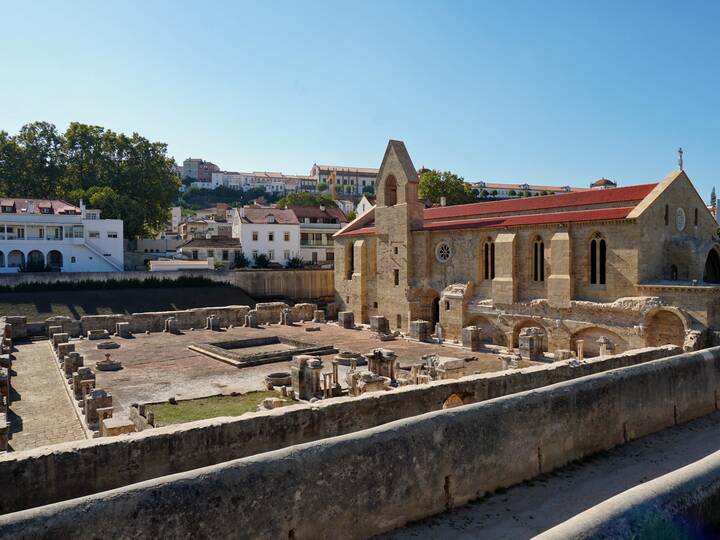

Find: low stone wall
<box><xmin>1</xmin><ymin>346</ymin><xmax>718</xmax><ymax>539</ymax></box>
<box><xmin>537</xmin><ymin>449</ymin><xmax>720</xmax><ymax>539</ymax></box>
<box><xmin>0</xmin><ymin>345</ymin><xmax>677</xmax><ymax>514</ymax></box>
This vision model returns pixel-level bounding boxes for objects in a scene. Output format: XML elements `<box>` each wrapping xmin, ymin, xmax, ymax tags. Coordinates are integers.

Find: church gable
<box><xmin>376</xmin><ymin>140</ymin><xmax>419</xmax><ymax>207</ymax></box>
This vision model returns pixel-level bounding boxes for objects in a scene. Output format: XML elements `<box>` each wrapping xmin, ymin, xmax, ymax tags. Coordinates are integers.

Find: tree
<box><xmin>276</xmin><ymin>192</ymin><xmax>337</xmax><ymax>208</ymax></box>
<box><xmin>0</xmin><ymin>121</ymin><xmax>180</xmax><ymax>238</ymax></box>
<box><xmin>418</xmin><ymin>170</ymin><xmax>476</xmax><ymax>206</ymax></box>
<box><xmin>316</xmin><ymin>182</ymin><xmax>328</xmax><ymax>192</ymax></box>
<box><xmin>285</xmin><ymin>256</ymin><xmax>304</xmax><ymax>269</ymax></box>
<box><xmin>362</xmin><ymin>185</ymin><xmax>375</xmax><ymax>195</ymax></box>
<box><xmin>508</xmin><ymin>189</ymin><xmax>517</xmax><ymax>196</ymax></box>
<box><xmin>712</xmin><ymin>187</ymin><xmax>717</xmax><ymax>207</ymax></box>
<box><xmin>347</xmin><ymin>210</ymin><xmax>357</xmax><ymax>221</ymax></box>
<box><xmin>233</xmin><ymin>252</ymin><xmax>250</xmax><ymax>269</ymax></box>
<box><xmin>480</xmin><ymin>189</ymin><xmax>489</xmax><ymax>199</ymax></box>
<box><xmin>253</xmin><ymin>253</ymin><xmax>270</xmax><ymax>268</ymax></box>
<box><xmin>491</xmin><ymin>189</ymin><xmax>498</xmax><ymax>197</ymax></box>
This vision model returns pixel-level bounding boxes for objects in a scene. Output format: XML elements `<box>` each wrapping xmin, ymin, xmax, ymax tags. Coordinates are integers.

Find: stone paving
<box><xmin>73</xmin><ymin>322</ymin><xmax>511</xmax><ymax>418</ymax></box>
<box><xmin>8</xmin><ymin>341</ymin><xmax>86</xmax><ymax>451</ymax></box>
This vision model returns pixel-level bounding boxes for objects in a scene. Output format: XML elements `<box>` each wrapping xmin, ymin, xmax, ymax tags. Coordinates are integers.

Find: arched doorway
<box><xmin>7</xmin><ymin>250</ymin><xmax>24</xmax><ymax>268</ymax></box>
<box><xmin>646</xmin><ymin>310</ymin><xmax>685</xmax><ymax>348</ymax></box>
<box><xmin>468</xmin><ymin>315</ymin><xmax>505</xmax><ymax>346</ymax></box>
<box><xmin>703</xmin><ymin>248</ymin><xmax>720</xmax><ymax>283</ymax></box>
<box><xmin>431</xmin><ymin>297</ymin><xmax>440</xmax><ymax>328</ymax></box>
<box><xmin>47</xmin><ymin>250</ymin><xmax>63</xmax><ymax>271</ymax></box>
<box><xmin>571</xmin><ymin>327</ymin><xmax>628</xmax><ymax>358</ymax></box>
<box><xmin>26</xmin><ymin>250</ymin><xmax>45</xmax><ymax>271</ymax></box>
<box><xmin>513</xmin><ymin>320</ymin><xmax>548</xmax><ymax>352</ymax></box>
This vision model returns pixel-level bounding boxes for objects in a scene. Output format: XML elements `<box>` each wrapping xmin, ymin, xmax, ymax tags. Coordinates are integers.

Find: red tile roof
<box><xmin>239</xmin><ymin>208</ymin><xmax>299</xmax><ymax>225</ymax></box>
<box><xmin>0</xmin><ymin>198</ymin><xmax>80</xmax><ymax>214</ymax></box>
<box><xmin>423</xmin><ymin>207</ymin><xmax>635</xmax><ymax>232</ymax></box>
<box><xmin>423</xmin><ymin>183</ymin><xmax>656</xmax><ymax>221</ymax></box>
<box><xmin>288</xmin><ymin>205</ymin><xmax>348</xmax><ymax>223</ymax></box>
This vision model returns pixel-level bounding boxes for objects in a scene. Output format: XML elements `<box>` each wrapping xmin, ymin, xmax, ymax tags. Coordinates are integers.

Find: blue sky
<box><xmin>2</xmin><ymin>1</ymin><xmax>719</xmax><ymax>197</ymax></box>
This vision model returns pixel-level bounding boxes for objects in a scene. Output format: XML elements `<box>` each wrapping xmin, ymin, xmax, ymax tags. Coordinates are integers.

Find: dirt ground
<box><xmin>74</xmin><ymin>322</ymin><xmax>506</xmax><ymax>418</ymax></box>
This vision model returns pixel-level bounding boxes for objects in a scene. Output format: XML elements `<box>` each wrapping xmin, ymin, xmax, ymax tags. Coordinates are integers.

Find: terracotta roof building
<box><xmin>333</xmin><ymin>140</ymin><xmax>720</xmax><ymax>358</ymax></box>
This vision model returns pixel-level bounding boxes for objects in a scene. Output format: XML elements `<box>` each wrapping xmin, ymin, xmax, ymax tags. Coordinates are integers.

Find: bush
<box><xmin>285</xmin><ymin>257</ymin><xmax>304</xmax><ymax>269</ymax></box>
<box><xmin>0</xmin><ymin>275</ymin><xmax>225</xmax><ymax>293</ymax></box>
<box><xmin>253</xmin><ymin>253</ymin><xmax>270</xmax><ymax>268</ymax></box>
<box><xmin>233</xmin><ymin>252</ymin><xmax>250</xmax><ymax>269</ymax></box>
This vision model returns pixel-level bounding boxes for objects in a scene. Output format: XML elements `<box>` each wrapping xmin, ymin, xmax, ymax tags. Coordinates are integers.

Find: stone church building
<box><xmin>334</xmin><ymin>140</ymin><xmax>720</xmax><ymax>356</ymax></box>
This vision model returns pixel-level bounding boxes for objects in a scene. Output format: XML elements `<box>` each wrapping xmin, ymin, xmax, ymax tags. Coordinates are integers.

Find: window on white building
<box><xmin>252</xmin><ymin>231</ymin><xmax>258</xmax><ymax>241</ymax></box>
<box><xmin>252</xmin><ymin>250</ymin><xmax>258</xmax><ymax>259</ymax></box>
<box><xmin>268</xmin><ymin>232</ymin><xmax>274</xmax><ymax>241</ymax></box>
<box><xmin>284</xmin><ymin>232</ymin><xmax>290</xmax><ymax>241</ymax></box>
<box><xmin>208</xmin><ymin>249</ymin><xmax>214</xmax><ymax>258</ymax></box>
<box><xmin>284</xmin><ymin>250</ymin><xmax>290</xmax><ymax>260</ymax></box>
<box><xmin>89</xmin><ymin>231</ymin><xmax>100</xmax><ymax>239</ymax></box>
<box><xmin>107</xmin><ymin>232</ymin><xmax>118</xmax><ymax>238</ymax></box>
<box><xmin>269</xmin><ymin>249</ymin><xmax>275</xmax><ymax>261</ymax></box>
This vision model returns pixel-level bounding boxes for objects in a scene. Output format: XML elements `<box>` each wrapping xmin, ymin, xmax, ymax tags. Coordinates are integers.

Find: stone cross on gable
<box><xmin>678</xmin><ymin>147</ymin><xmax>684</xmax><ymax>171</ymax></box>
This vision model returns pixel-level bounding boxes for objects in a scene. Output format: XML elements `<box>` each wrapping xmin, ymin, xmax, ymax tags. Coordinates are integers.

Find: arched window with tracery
<box><xmin>533</xmin><ymin>237</ymin><xmax>545</xmax><ymax>282</ymax></box>
<box><xmin>483</xmin><ymin>238</ymin><xmax>495</xmax><ymax>280</ymax></box>
<box><xmin>590</xmin><ymin>234</ymin><xmax>606</xmax><ymax>285</ymax></box>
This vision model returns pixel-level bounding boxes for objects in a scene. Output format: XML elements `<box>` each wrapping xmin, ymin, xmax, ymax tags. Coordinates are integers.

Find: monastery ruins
<box><xmin>2</xmin><ymin>141</ymin><xmax>720</xmax><ymax>538</ymax></box>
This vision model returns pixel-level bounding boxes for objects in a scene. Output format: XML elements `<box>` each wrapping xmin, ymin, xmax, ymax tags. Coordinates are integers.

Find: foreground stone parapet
<box><xmin>338</xmin><ymin>311</ymin><xmax>354</xmax><ymax>329</ymax></box>
<box><xmin>409</xmin><ymin>320</ymin><xmax>431</xmax><ymax>342</ymax></box>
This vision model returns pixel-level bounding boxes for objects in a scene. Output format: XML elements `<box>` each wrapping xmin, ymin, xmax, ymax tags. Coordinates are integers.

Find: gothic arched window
<box><xmin>483</xmin><ymin>238</ymin><xmax>495</xmax><ymax>280</ymax></box>
<box><xmin>590</xmin><ymin>234</ymin><xmax>607</xmax><ymax>285</ymax></box>
<box><xmin>533</xmin><ymin>237</ymin><xmax>545</xmax><ymax>282</ymax></box>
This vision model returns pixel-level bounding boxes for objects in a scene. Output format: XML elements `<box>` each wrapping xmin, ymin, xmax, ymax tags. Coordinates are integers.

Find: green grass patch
<box><xmin>0</xmin><ymin>285</ymin><xmax>256</xmax><ymax>321</ymax></box>
<box><xmin>147</xmin><ymin>391</ymin><xmax>291</xmax><ymax>426</ymax></box>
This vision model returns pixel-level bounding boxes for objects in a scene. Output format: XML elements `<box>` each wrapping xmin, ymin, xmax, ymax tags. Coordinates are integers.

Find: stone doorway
<box><xmin>646</xmin><ymin>310</ymin><xmax>685</xmax><ymax>348</ymax></box>
<box><xmin>431</xmin><ymin>297</ymin><xmax>440</xmax><ymax>328</ymax></box>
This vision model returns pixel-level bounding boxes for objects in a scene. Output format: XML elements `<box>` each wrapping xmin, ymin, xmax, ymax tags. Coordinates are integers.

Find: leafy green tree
<box><xmin>418</xmin><ymin>170</ymin><xmax>476</xmax><ymax>206</ymax></box>
<box><xmin>316</xmin><ymin>182</ymin><xmax>328</xmax><ymax>192</ymax></box>
<box><xmin>362</xmin><ymin>185</ymin><xmax>375</xmax><ymax>195</ymax></box>
<box><xmin>0</xmin><ymin>121</ymin><xmax>180</xmax><ymax>238</ymax></box>
<box><xmin>491</xmin><ymin>189</ymin><xmax>498</xmax><ymax>197</ymax></box>
<box><xmin>347</xmin><ymin>210</ymin><xmax>357</xmax><ymax>221</ymax></box>
<box><xmin>480</xmin><ymin>189</ymin><xmax>489</xmax><ymax>198</ymax></box>
<box><xmin>233</xmin><ymin>252</ymin><xmax>250</xmax><ymax>269</ymax></box>
<box><xmin>253</xmin><ymin>253</ymin><xmax>270</xmax><ymax>268</ymax></box>
<box><xmin>508</xmin><ymin>189</ymin><xmax>517</xmax><ymax>196</ymax></box>
<box><xmin>276</xmin><ymin>192</ymin><xmax>337</xmax><ymax>208</ymax></box>
<box><xmin>711</xmin><ymin>187</ymin><xmax>717</xmax><ymax>207</ymax></box>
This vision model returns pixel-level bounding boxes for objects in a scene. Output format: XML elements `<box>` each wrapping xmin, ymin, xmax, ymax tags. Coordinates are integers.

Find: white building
<box><xmin>0</xmin><ymin>198</ymin><xmax>124</xmax><ymax>272</ymax></box>
<box><xmin>231</xmin><ymin>207</ymin><xmax>300</xmax><ymax>266</ymax></box>
<box><xmin>209</xmin><ymin>171</ymin><xmax>312</xmax><ymax>194</ymax></box>
<box><xmin>355</xmin><ymin>195</ymin><xmax>376</xmax><ymax>216</ymax></box>
<box><xmin>310</xmin><ymin>164</ymin><xmax>378</xmax><ymax>196</ymax></box>
<box><xmin>468</xmin><ymin>181</ymin><xmax>590</xmax><ymax>198</ymax></box>
<box><xmin>289</xmin><ymin>205</ymin><xmax>347</xmax><ymax>264</ymax></box>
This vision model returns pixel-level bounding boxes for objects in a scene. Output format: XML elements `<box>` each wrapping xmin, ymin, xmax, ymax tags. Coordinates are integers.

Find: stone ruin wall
<box><xmin>1</xmin><ymin>302</ymin><xmax>320</xmax><ymax>340</ymax></box>
<box><xmin>0</xmin><ymin>345</ymin><xmax>679</xmax><ymax>515</ymax></box>
<box><xmin>1</xmin><ymin>346</ymin><xmax>718</xmax><ymax>539</ymax></box>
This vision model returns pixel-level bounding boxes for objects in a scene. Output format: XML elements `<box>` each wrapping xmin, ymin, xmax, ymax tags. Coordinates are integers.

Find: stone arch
<box><xmin>383</xmin><ymin>174</ymin><xmax>397</xmax><ymax>207</ymax></box>
<box><xmin>571</xmin><ymin>327</ymin><xmax>628</xmax><ymax>358</ymax></box>
<box><xmin>703</xmin><ymin>246</ymin><xmax>720</xmax><ymax>284</ymax></box>
<box><xmin>7</xmin><ymin>250</ymin><xmax>24</xmax><ymax>268</ymax></box>
<box><xmin>645</xmin><ymin>309</ymin><xmax>686</xmax><ymax>348</ymax></box>
<box><xmin>513</xmin><ymin>319</ymin><xmax>548</xmax><ymax>351</ymax></box>
<box><xmin>47</xmin><ymin>250</ymin><xmax>63</xmax><ymax>271</ymax></box>
<box><xmin>468</xmin><ymin>315</ymin><xmax>506</xmax><ymax>346</ymax></box>
<box><xmin>27</xmin><ymin>250</ymin><xmax>45</xmax><ymax>271</ymax></box>
<box><xmin>442</xmin><ymin>392</ymin><xmax>474</xmax><ymax>409</ymax></box>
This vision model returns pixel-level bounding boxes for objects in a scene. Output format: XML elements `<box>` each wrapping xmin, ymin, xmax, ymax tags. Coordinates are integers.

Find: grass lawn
<box><xmin>147</xmin><ymin>391</ymin><xmax>291</xmax><ymax>426</ymax></box>
<box><xmin>0</xmin><ymin>285</ymin><xmax>256</xmax><ymax>321</ymax></box>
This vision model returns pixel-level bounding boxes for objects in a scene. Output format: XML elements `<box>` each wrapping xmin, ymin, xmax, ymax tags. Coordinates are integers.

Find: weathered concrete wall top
<box><xmin>0</xmin><ymin>345</ymin><xmax>678</xmax><ymax>514</ymax></box>
<box><xmin>0</xmin><ymin>346</ymin><xmax>718</xmax><ymax>539</ymax></box>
